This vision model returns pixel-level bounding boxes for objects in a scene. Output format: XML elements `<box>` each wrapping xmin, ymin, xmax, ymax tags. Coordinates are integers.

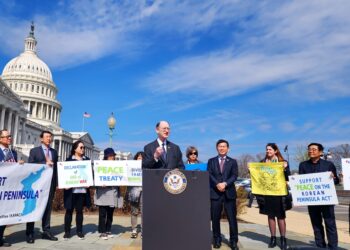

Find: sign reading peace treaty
<box><xmin>57</xmin><ymin>161</ymin><xmax>94</xmax><ymax>189</ymax></box>
<box><xmin>0</xmin><ymin>163</ymin><xmax>53</xmax><ymax>226</ymax></box>
<box><xmin>93</xmin><ymin>160</ymin><xmax>142</xmax><ymax>186</ymax></box>
<box><xmin>341</xmin><ymin>158</ymin><xmax>350</xmax><ymax>190</ymax></box>
<box><xmin>248</xmin><ymin>162</ymin><xmax>287</xmax><ymax>196</ymax></box>
<box><xmin>289</xmin><ymin>172</ymin><xmax>338</xmax><ymax>206</ymax></box>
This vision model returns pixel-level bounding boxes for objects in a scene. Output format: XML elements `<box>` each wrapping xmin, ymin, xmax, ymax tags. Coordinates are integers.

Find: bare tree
<box><xmin>237</xmin><ymin>153</ymin><xmax>256</xmax><ymax>178</ymax></box>
<box><xmin>329</xmin><ymin>144</ymin><xmax>350</xmax><ymax>172</ymax></box>
<box><xmin>294</xmin><ymin>145</ymin><xmax>309</xmax><ymax>163</ymax></box>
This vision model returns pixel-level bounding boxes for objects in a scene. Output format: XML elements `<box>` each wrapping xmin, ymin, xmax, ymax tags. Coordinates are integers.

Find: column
<box><xmin>45</xmin><ymin>104</ymin><xmax>49</xmax><ymax>120</ymax></box>
<box><xmin>50</xmin><ymin>106</ymin><xmax>53</xmax><ymax>121</ymax></box>
<box><xmin>40</xmin><ymin>103</ymin><xmax>44</xmax><ymax>119</ymax></box>
<box><xmin>0</xmin><ymin>107</ymin><xmax>6</xmax><ymax>129</ymax></box>
<box><xmin>21</xmin><ymin>119</ymin><xmax>26</xmax><ymax>144</ymax></box>
<box><xmin>7</xmin><ymin>110</ymin><xmax>13</xmax><ymax>133</ymax></box>
<box><xmin>58</xmin><ymin>140</ymin><xmax>63</xmax><ymax>161</ymax></box>
<box><xmin>57</xmin><ymin>110</ymin><xmax>60</xmax><ymax>124</ymax></box>
<box><xmin>13</xmin><ymin>113</ymin><xmax>19</xmax><ymax>145</ymax></box>
<box><xmin>33</xmin><ymin>102</ymin><xmax>37</xmax><ymax>118</ymax></box>
<box><xmin>53</xmin><ymin>108</ymin><xmax>57</xmax><ymax>123</ymax></box>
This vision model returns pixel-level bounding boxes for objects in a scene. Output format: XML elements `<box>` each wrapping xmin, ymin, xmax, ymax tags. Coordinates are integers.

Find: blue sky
<box><xmin>0</xmin><ymin>0</ymin><xmax>349</xmax><ymax>168</ymax></box>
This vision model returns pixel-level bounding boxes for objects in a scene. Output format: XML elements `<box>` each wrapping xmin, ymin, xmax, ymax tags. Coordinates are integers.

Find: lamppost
<box><xmin>324</xmin><ymin>149</ymin><xmax>332</xmax><ymax>160</ymax></box>
<box><xmin>107</xmin><ymin>112</ymin><xmax>116</xmax><ymax>147</ymax></box>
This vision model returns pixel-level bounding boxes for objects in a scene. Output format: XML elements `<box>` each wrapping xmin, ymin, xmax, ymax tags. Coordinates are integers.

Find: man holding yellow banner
<box><xmin>248</xmin><ymin>143</ymin><xmax>291</xmax><ymax>250</ymax></box>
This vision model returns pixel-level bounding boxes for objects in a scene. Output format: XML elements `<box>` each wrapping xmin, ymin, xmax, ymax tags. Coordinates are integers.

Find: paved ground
<box><xmin>2</xmin><ymin>207</ymin><xmax>350</xmax><ymax>250</ymax></box>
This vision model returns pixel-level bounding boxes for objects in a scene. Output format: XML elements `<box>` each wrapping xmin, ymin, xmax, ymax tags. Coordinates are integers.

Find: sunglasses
<box><xmin>79</xmin><ymin>146</ymin><xmax>85</xmax><ymax>149</ymax></box>
<box><xmin>189</xmin><ymin>152</ymin><xmax>198</xmax><ymax>156</ymax></box>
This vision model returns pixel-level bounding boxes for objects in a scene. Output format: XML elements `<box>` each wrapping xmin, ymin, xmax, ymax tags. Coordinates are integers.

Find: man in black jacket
<box><xmin>299</xmin><ymin>143</ymin><xmax>339</xmax><ymax>250</ymax></box>
<box><xmin>26</xmin><ymin>131</ymin><xmax>58</xmax><ymax>243</ymax></box>
<box><xmin>142</xmin><ymin>121</ymin><xmax>184</xmax><ymax>170</ymax></box>
<box><xmin>207</xmin><ymin>139</ymin><xmax>239</xmax><ymax>250</ymax></box>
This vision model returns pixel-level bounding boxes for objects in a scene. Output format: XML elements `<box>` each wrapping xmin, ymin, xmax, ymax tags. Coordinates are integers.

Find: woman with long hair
<box><xmin>63</xmin><ymin>140</ymin><xmax>91</xmax><ymax>240</ymax></box>
<box><xmin>258</xmin><ymin>143</ymin><xmax>291</xmax><ymax>250</ymax></box>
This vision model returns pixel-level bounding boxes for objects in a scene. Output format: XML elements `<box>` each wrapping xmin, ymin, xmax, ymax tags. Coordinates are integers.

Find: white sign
<box><xmin>289</xmin><ymin>172</ymin><xmax>338</xmax><ymax>206</ymax></box>
<box><xmin>0</xmin><ymin>163</ymin><xmax>53</xmax><ymax>225</ymax></box>
<box><xmin>93</xmin><ymin>160</ymin><xmax>142</xmax><ymax>186</ymax></box>
<box><xmin>341</xmin><ymin>158</ymin><xmax>350</xmax><ymax>190</ymax></box>
<box><xmin>57</xmin><ymin>161</ymin><xmax>94</xmax><ymax>189</ymax></box>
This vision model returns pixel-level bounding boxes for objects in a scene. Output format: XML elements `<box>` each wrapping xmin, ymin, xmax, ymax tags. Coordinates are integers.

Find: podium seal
<box><xmin>163</xmin><ymin>170</ymin><xmax>187</xmax><ymax>194</ymax></box>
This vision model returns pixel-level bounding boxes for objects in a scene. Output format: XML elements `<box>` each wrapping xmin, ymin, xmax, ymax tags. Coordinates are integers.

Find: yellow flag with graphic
<box><xmin>248</xmin><ymin>162</ymin><xmax>287</xmax><ymax>196</ymax></box>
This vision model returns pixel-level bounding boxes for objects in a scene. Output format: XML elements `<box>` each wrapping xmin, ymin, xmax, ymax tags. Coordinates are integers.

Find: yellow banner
<box><xmin>248</xmin><ymin>162</ymin><xmax>287</xmax><ymax>196</ymax></box>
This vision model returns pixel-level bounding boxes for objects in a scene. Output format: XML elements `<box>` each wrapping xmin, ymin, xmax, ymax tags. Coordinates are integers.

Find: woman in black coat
<box><xmin>63</xmin><ymin>140</ymin><xmax>91</xmax><ymax>240</ymax></box>
<box><xmin>258</xmin><ymin>143</ymin><xmax>291</xmax><ymax>250</ymax></box>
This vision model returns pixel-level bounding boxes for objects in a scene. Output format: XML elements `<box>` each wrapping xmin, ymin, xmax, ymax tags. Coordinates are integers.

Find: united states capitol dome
<box><xmin>1</xmin><ymin>23</ymin><xmax>61</xmax><ymax>128</ymax></box>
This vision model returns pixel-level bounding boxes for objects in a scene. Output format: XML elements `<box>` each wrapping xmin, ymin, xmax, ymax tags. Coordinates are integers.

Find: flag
<box><xmin>83</xmin><ymin>112</ymin><xmax>91</xmax><ymax>118</ymax></box>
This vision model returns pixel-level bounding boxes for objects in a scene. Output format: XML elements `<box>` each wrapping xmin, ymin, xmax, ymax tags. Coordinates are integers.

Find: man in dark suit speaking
<box><xmin>26</xmin><ymin>130</ymin><xmax>58</xmax><ymax>243</ymax></box>
<box><xmin>207</xmin><ymin>139</ymin><xmax>239</xmax><ymax>250</ymax></box>
<box><xmin>142</xmin><ymin>121</ymin><xmax>184</xmax><ymax>170</ymax></box>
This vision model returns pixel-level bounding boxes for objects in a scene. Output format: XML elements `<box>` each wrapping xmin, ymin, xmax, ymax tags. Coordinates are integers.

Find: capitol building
<box><xmin>0</xmin><ymin>24</ymin><xmax>101</xmax><ymax>160</ymax></box>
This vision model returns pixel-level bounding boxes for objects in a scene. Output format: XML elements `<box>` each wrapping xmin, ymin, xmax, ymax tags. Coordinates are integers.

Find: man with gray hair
<box><xmin>142</xmin><ymin>121</ymin><xmax>184</xmax><ymax>169</ymax></box>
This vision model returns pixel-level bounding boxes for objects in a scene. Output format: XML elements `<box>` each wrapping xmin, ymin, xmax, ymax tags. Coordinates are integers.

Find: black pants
<box><xmin>211</xmin><ymin>196</ymin><xmax>238</xmax><ymax>244</ymax></box>
<box><xmin>26</xmin><ymin>181</ymin><xmax>56</xmax><ymax>235</ymax></box>
<box><xmin>308</xmin><ymin>205</ymin><xmax>338</xmax><ymax>249</ymax></box>
<box><xmin>64</xmin><ymin>193</ymin><xmax>85</xmax><ymax>233</ymax></box>
<box><xmin>98</xmin><ymin>206</ymin><xmax>115</xmax><ymax>233</ymax></box>
<box><xmin>0</xmin><ymin>225</ymin><xmax>6</xmax><ymax>240</ymax></box>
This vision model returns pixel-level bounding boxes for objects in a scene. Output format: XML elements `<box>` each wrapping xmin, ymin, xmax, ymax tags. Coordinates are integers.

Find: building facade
<box><xmin>0</xmin><ymin>24</ymin><xmax>100</xmax><ymax>160</ymax></box>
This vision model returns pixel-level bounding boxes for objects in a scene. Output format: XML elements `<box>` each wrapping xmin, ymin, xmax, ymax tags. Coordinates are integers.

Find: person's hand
<box><xmin>330</xmin><ymin>172</ymin><xmax>335</xmax><ymax>179</ymax></box>
<box><xmin>46</xmin><ymin>160</ymin><xmax>53</xmax><ymax>167</ymax></box>
<box><xmin>283</xmin><ymin>162</ymin><xmax>288</xmax><ymax>168</ymax></box>
<box><xmin>216</xmin><ymin>182</ymin><xmax>227</xmax><ymax>192</ymax></box>
<box><xmin>153</xmin><ymin>146</ymin><xmax>164</xmax><ymax>159</ymax></box>
<box><xmin>18</xmin><ymin>160</ymin><xmax>25</xmax><ymax>164</ymax></box>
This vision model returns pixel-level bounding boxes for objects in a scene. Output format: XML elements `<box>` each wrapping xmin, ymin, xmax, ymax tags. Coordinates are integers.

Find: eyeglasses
<box><xmin>308</xmin><ymin>148</ymin><xmax>319</xmax><ymax>152</ymax></box>
<box><xmin>0</xmin><ymin>135</ymin><xmax>12</xmax><ymax>139</ymax></box>
<box><xmin>160</xmin><ymin>127</ymin><xmax>170</xmax><ymax>131</ymax></box>
<box><xmin>189</xmin><ymin>152</ymin><xmax>198</xmax><ymax>156</ymax></box>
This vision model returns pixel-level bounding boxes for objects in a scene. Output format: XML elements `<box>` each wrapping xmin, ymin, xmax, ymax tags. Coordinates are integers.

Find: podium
<box><xmin>142</xmin><ymin>169</ymin><xmax>211</xmax><ymax>250</ymax></box>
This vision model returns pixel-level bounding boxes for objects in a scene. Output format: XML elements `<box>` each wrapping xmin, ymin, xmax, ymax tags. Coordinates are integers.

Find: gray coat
<box><xmin>94</xmin><ymin>187</ymin><xmax>119</xmax><ymax>207</ymax></box>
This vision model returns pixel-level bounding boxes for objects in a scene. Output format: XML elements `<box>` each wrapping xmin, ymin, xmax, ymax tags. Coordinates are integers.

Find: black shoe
<box><xmin>42</xmin><ymin>231</ymin><xmax>58</xmax><ymax>241</ymax></box>
<box><xmin>280</xmin><ymin>236</ymin><xmax>287</xmax><ymax>250</ymax></box>
<box><xmin>77</xmin><ymin>232</ymin><xmax>85</xmax><ymax>240</ymax></box>
<box><xmin>316</xmin><ymin>242</ymin><xmax>327</xmax><ymax>248</ymax></box>
<box><xmin>268</xmin><ymin>236</ymin><xmax>277</xmax><ymax>248</ymax></box>
<box><xmin>26</xmin><ymin>234</ymin><xmax>35</xmax><ymax>244</ymax></box>
<box><xmin>63</xmin><ymin>232</ymin><xmax>71</xmax><ymax>240</ymax></box>
<box><xmin>230</xmin><ymin>241</ymin><xmax>239</xmax><ymax>250</ymax></box>
<box><xmin>0</xmin><ymin>239</ymin><xmax>11</xmax><ymax>247</ymax></box>
<box><xmin>213</xmin><ymin>241</ymin><xmax>221</xmax><ymax>248</ymax></box>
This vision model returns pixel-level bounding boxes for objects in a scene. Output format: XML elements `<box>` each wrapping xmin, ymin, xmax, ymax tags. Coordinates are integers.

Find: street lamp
<box><xmin>284</xmin><ymin>145</ymin><xmax>290</xmax><ymax>163</ymax></box>
<box><xmin>324</xmin><ymin>149</ymin><xmax>332</xmax><ymax>160</ymax></box>
<box><xmin>107</xmin><ymin>112</ymin><xmax>116</xmax><ymax>147</ymax></box>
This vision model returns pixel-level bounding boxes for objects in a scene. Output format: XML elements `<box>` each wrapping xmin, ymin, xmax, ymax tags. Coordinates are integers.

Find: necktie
<box><xmin>3</xmin><ymin>148</ymin><xmax>14</xmax><ymax>162</ymax></box>
<box><xmin>45</xmin><ymin>148</ymin><xmax>51</xmax><ymax>161</ymax></box>
<box><xmin>162</xmin><ymin>143</ymin><xmax>167</xmax><ymax>161</ymax></box>
<box><xmin>220</xmin><ymin>157</ymin><xmax>225</xmax><ymax>173</ymax></box>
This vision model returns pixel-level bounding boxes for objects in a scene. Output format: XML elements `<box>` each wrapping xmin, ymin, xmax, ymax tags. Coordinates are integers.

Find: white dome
<box><xmin>2</xmin><ymin>51</ymin><xmax>53</xmax><ymax>82</ymax></box>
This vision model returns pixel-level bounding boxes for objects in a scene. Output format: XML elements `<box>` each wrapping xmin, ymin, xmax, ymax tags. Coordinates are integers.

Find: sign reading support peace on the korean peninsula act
<box><xmin>57</xmin><ymin>161</ymin><xmax>94</xmax><ymax>189</ymax></box>
<box><xmin>93</xmin><ymin>160</ymin><xmax>142</xmax><ymax>186</ymax></box>
<box><xmin>0</xmin><ymin>163</ymin><xmax>52</xmax><ymax>226</ymax></box>
<box><xmin>289</xmin><ymin>172</ymin><xmax>338</xmax><ymax>206</ymax></box>
<box><xmin>248</xmin><ymin>162</ymin><xmax>287</xmax><ymax>196</ymax></box>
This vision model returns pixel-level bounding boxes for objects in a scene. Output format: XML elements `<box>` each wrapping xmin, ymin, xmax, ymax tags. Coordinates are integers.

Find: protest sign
<box><xmin>185</xmin><ymin>163</ymin><xmax>207</xmax><ymax>171</ymax></box>
<box><xmin>248</xmin><ymin>162</ymin><xmax>287</xmax><ymax>196</ymax></box>
<box><xmin>93</xmin><ymin>160</ymin><xmax>142</xmax><ymax>186</ymax></box>
<box><xmin>289</xmin><ymin>172</ymin><xmax>338</xmax><ymax>206</ymax></box>
<box><xmin>57</xmin><ymin>161</ymin><xmax>94</xmax><ymax>189</ymax></box>
<box><xmin>341</xmin><ymin>158</ymin><xmax>350</xmax><ymax>190</ymax></box>
<box><xmin>0</xmin><ymin>163</ymin><xmax>52</xmax><ymax>225</ymax></box>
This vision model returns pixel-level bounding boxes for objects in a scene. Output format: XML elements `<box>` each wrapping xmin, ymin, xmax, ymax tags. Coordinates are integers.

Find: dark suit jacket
<box><xmin>0</xmin><ymin>148</ymin><xmax>17</xmax><ymax>162</ymax></box>
<box><xmin>142</xmin><ymin>140</ymin><xmax>185</xmax><ymax>169</ymax></box>
<box><xmin>28</xmin><ymin>146</ymin><xmax>58</xmax><ymax>187</ymax></box>
<box><xmin>207</xmin><ymin>156</ymin><xmax>238</xmax><ymax>200</ymax></box>
<box><xmin>63</xmin><ymin>155</ymin><xmax>91</xmax><ymax>210</ymax></box>
<box><xmin>299</xmin><ymin>158</ymin><xmax>339</xmax><ymax>185</ymax></box>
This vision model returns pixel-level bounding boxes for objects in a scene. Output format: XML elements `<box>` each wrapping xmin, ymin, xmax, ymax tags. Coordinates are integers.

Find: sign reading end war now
<box><xmin>57</xmin><ymin>161</ymin><xmax>94</xmax><ymax>189</ymax></box>
<box><xmin>94</xmin><ymin>160</ymin><xmax>142</xmax><ymax>186</ymax></box>
<box><xmin>289</xmin><ymin>172</ymin><xmax>338</xmax><ymax>206</ymax></box>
